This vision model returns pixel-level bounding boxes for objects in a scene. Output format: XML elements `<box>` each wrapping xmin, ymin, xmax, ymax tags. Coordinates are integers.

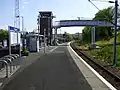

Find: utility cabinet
<box><xmin>26</xmin><ymin>34</ymin><xmax>43</xmax><ymax>52</ymax></box>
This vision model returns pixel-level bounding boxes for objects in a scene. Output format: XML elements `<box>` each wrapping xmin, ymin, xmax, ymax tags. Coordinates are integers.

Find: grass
<box><xmin>74</xmin><ymin>40</ymin><xmax>90</xmax><ymax>50</ymax></box>
<box><xmin>89</xmin><ymin>32</ymin><xmax>120</xmax><ymax>68</ymax></box>
<box><xmin>95</xmin><ymin>31</ymin><xmax>120</xmax><ymax>47</ymax></box>
<box><xmin>75</xmin><ymin>31</ymin><xmax>120</xmax><ymax>68</ymax></box>
<box><xmin>95</xmin><ymin>40</ymin><xmax>112</xmax><ymax>47</ymax></box>
<box><xmin>89</xmin><ymin>45</ymin><xmax>120</xmax><ymax>67</ymax></box>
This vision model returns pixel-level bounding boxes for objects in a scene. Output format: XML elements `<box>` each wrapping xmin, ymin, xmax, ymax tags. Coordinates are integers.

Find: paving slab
<box><xmin>0</xmin><ymin>46</ymin><xmax>57</xmax><ymax>89</ymax></box>
<box><xmin>67</xmin><ymin>44</ymin><xmax>113</xmax><ymax>90</ymax></box>
<box><xmin>2</xmin><ymin>45</ymin><xmax>92</xmax><ymax>90</ymax></box>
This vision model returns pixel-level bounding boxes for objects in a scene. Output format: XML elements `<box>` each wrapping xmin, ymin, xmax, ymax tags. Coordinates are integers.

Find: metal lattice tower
<box><xmin>14</xmin><ymin>0</ymin><xmax>20</xmax><ymax>28</ymax></box>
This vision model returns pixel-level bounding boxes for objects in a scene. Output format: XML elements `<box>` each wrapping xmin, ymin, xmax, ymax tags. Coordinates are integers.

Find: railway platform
<box><xmin>0</xmin><ymin>43</ymin><xmax>116</xmax><ymax>90</ymax></box>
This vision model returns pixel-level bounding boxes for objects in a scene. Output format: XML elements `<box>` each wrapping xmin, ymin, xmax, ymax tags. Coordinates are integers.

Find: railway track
<box><xmin>70</xmin><ymin>43</ymin><xmax>120</xmax><ymax>90</ymax></box>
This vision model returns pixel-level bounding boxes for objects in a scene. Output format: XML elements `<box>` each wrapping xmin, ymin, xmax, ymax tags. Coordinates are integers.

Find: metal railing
<box><xmin>0</xmin><ymin>54</ymin><xmax>20</xmax><ymax>78</ymax></box>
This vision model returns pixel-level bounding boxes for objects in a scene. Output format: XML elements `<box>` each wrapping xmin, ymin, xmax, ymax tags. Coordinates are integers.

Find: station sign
<box><xmin>8</xmin><ymin>26</ymin><xmax>20</xmax><ymax>32</ymax></box>
<box><xmin>8</xmin><ymin>26</ymin><xmax>21</xmax><ymax>45</ymax></box>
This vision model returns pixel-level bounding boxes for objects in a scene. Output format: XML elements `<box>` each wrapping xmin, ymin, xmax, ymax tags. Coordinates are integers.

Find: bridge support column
<box><xmin>90</xmin><ymin>26</ymin><xmax>96</xmax><ymax>49</ymax></box>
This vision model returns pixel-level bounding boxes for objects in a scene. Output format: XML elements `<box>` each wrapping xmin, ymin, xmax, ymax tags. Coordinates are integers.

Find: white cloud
<box><xmin>22</xmin><ymin>6</ymin><xmax>25</xmax><ymax>9</ymax></box>
<box><xmin>0</xmin><ymin>25</ymin><xmax>8</xmax><ymax>30</ymax></box>
<box><xmin>23</xmin><ymin>1</ymin><xmax>29</xmax><ymax>4</ymax></box>
<box><xmin>22</xmin><ymin>0</ymin><xmax>31</xmax><ymax>9</ymax></box>
<box><xmin>22</xmin><ymin>0</ymin><xmax>31</xmax><ymax>4</ymax></box>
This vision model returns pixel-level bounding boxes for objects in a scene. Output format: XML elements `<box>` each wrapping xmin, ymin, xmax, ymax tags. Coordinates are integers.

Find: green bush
<box><xmin>22</xmin><ymin>48</ymin><xmax>29</xmax><ymax>56</ymax></box>
<box><xmin>89</xmin><ymin>45</ymin><xmax>120</xmax><ymax>67</ymax></box>
<box><xmin>90</xmin><ymin>45</ymin><xmax>113</xmax><ymax>64</ymax></box>
<box><xmin>24</xmin><ymin>48</ymin><xmax>29</xmax><ymax>52</ymax></box>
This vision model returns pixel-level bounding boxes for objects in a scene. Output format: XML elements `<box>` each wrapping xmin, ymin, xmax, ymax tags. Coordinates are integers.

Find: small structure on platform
<box><xmin>26</xmin><ymin>33</ymin><xmax>43</xmax><ymax>52</ymax></box>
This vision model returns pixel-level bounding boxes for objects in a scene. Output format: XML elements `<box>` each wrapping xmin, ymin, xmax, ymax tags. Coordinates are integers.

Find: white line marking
<box><xmin>68</xmin><ymin>42</ymin><xmax>117</xmax><ymax>90</ymax></box>
<box><xmin>0</xmin><ymin>83</ymin><xmax>2</xmax><ymax>87</ymax></box>
<box><xmin>49</xmin><ymin>46</ymin><xmax>58</xmax><ymax>53</ymax></box>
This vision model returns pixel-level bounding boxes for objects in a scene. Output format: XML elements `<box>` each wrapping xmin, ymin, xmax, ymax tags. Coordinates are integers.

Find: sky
<box><xmin>0</xmin><ymin>0</ymin><xmax>117</xmax><ymax>34</ymax></box>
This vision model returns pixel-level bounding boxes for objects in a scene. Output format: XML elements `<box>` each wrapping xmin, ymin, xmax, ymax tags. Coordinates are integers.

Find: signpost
<box><xmin>8</xmin><ymin>26</ymin><xmax>21</xmax><ymax>56</ymax></box>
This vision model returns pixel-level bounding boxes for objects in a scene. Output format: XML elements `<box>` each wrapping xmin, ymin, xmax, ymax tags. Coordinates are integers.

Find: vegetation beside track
<box><xmin>74</xmin><ymin>35</ymin><xmax>120</xmax><ymax>68</ymax></box>
<box><xmin>74</xmin><ymin>6</ymin><xmax>120</xmax><ymax>68</ymax></box>
<box><xmin>71</xmin><ymin>42</ymin><xmax>120</xmax><ymax>90</ymax></box>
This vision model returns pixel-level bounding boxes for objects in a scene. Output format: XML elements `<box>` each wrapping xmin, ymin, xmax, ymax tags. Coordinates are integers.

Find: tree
<box><xmin>0</xmin><ymin>29</ymin><xmax>8</xmax><ymax>40</ymax></box>
<box><xmin>66</xmin><ymin>33</ymin><xmax>73</xmax><ymax>41</ymax></box>
<box><xmin>63</xmin><ymin>32</ymin><xmax>73</xmax><ymax>41</ymax></box>
<box><xmin>94</xmin><ymin>7</ymin><xmax>113</xmax><ymax>40</ymax></box>
<box><xmin>82</xmin><ymin>26</ymin><xmax>91</xmax><ymax>43</ymax></box>
<box><xmin>73</xmin><ymin>32</ymin><xmax>82</xmax><ymax>40</ymax></box>
<box><xmin>94</xmin><ymin>7</ymin><xmax>113</xmax><ymax>21</ymax></box>
<box><xmin>82</xmin><ymin>6</ymin><xmax>120</xmax><ymax>43</ymax></box>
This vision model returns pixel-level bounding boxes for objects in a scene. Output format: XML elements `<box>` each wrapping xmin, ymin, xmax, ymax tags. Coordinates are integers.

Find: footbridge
<box><xmin>53</xmin><ymin>19</ymin><xmax>115</xmax><ymax>28</ymax></box>
<box><xmin>52</xmin><ymin>19</ymin><xmax>116</xmax><ymax>46</ymax></box>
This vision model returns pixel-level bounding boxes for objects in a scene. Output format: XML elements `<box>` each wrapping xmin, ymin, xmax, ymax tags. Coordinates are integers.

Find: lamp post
<box><xmin>17</xmin><ymin>16</ymin><xmax>25</xmax><ymax>51</ymax></box>
<box><xmin>20</xmin><ymin>16</ymin><xmax>24</xmax><ymax>33</ymax></box>
<box><xmin>54</xmin><ymin>21</ymin><xmax>60</xmax><ymax>46</ymax></box>
<box><xmin>48</xmin><ymin>18</ymin><xmax>50</xmax><ymax>49</ymax></box>
<box><xmin>16</xmin><ymin>15</ymin><xmax>21</xmax><ymax>57</ymax></box>
<box><xmin>38</xmin><ymin>15</ymin><xmax>48</xmax><ymax>53</ymax></box>
<box><xmin>37</xmin><ymin>15</ymin><xmax>40</xmax><ymax>35</ymax></box>
<box><xmin>37</xmin><ymin>15</ymin><xmax>40</xmax><ymax>48</ymax></box>
<box><xmin>47</xmin><ymin>16</ymin><xmax>56</xmax><ymax>45</ymax></box>
<box><xmin>21</xmin><ymin>16</ymin><xmax>25</xmax><ymax>52</ymax></box>
<box><xmin>44</xmin><ymin>29</ymin><xmax>46</xmax><ymax>53</ymax></box>
<box><xmin>88</xmin><ymin>0</ymin><xmax>118</xmax><ymax>66</ymax></box>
